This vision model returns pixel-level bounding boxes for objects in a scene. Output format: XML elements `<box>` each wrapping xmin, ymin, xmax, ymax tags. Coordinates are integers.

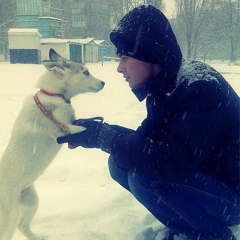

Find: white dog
<box><xmin>0</xmin><ymin>49</ymin><xmax>105</xmax><ymax>240</ymax></box>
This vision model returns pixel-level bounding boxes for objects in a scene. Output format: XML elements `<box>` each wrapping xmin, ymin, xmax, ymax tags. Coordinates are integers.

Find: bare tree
<box><xmin>218</xmin><ymin>0</ymin><xmax>240</xmax><ymax>62</ymax></box>
<box><xmin>121</xmin><ymin>0</ymin><xmax>164</xmax><ymax>14</ymax></box>
<box><xmin>53</xmin><ymin>0</ymin><xmax>165</xmax><ymax>40</ymax></box>
<box><xmin>175</xmin><ymin>0</ymin><xmax>219</xmax><ymax>60</ymax></box>
<box><xmin>144</xmin><ymin>0</ymin><xmax>164</xmax><ymax>9</ymax></box>
<box><xmin>0</xmin><ymin>0</ymin><xmax>16</xmax><ymax>58</ymax></box>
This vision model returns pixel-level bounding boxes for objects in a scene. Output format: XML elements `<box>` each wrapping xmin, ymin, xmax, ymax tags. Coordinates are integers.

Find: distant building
<box><xmin>16</xmin><ymin>0</ymin><xmax>66</xmax><ymax>38</ymax></box>
<box><xmin>15</xmin><ymin>0</ymin><xmax>122</xmax><ymax>41</ymax></box>
<box><xmin>67</xmin><ymin>0</ymin><xmax>123</xmax><ymax>41</ymax></box>
<box><xmin>14</xmin><ymin>0</ymin><xmax>122</xmax><ymax>59</ymax></box>
<box><xmin>8</xmin><ymin>28</ymin><xmax>42</xmax><ymax>64</ymax></box>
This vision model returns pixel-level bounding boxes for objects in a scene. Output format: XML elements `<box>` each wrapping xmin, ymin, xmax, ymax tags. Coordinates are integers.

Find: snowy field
<box><xmin>0</xmin><ymin>60</ymin><xmax>239</xmax><ymax>240</ymax></box>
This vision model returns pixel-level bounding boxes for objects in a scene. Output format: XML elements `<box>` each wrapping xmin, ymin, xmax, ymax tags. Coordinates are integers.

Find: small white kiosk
<box><xmin>8</xmin><ymin>28</ymin><xmax>42</xmax><ymax>64</ymax></box>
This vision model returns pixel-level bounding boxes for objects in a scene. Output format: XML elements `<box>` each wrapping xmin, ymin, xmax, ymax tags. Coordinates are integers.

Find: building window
<box><xmin>72</xmin><ymin>13</ymin><xmax>86</xmax><ymax>27</ymax></box>
<box><xmin>71</xmin><ymin>2</ymin><xmax>85</xmax><ymax>28</ymax></box>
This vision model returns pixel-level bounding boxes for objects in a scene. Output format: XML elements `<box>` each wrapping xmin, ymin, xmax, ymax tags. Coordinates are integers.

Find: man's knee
<box><xmin>108</xmin><ymin>156</ymin><xmax>117</xmax><ymax>180</ymax></box>
<box><xmin>108</xmin><ymin>156</ymin><xmax>130</xmax><ymax>191</ymax></box>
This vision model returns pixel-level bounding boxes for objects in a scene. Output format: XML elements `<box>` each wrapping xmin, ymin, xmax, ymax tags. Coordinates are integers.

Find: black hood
<box><xmin>110</xmin><ymin>5</ymin><xmax>182</xmax><ymax>101</ymax></box>
<box><xmin>110</xmin><ymin>5</ymin><xmax>182</xmax><ymax>72</ymax></box>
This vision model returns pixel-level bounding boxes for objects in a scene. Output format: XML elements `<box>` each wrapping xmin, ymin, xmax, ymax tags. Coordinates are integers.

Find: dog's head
<box><xmin>39</xmin><ymin>49</ymin><xmax>105</xmax><ymax>98</ymax></box>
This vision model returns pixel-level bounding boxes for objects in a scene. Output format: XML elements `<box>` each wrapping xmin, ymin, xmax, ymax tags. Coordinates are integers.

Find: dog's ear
<box><xmin>43</xmin><ymin>49</ymin><xmax>69</xmax><ymax>74</ymax></box>
<box><xmin>42</xmin><ymin>60</ymin><xmax>66</xmax><ymax>74</ymax></box>
<box><xmin>49</xmin><ymin>49</ymin><xmax>64</xmax><ymax>61</ymax></box>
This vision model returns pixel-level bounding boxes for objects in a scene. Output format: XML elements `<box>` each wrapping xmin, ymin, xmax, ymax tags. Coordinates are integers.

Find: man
<box><xmin>57</xmin><ymin>5</ymin><xmax>239</xmax><ymax>240</ymax></box>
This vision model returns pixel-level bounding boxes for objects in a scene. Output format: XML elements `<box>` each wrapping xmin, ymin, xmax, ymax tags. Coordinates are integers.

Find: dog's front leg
<box><xmin>67</xmin><ymin>124</ymin><xmax>86</xmax><ymax>134</ymax></box>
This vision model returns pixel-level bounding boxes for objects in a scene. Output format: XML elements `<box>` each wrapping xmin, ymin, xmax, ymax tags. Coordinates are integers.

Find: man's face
<box><xmin>117</xmin><ymin>55</ymin><xmax>160</xmax><ymax>89</ymax></box>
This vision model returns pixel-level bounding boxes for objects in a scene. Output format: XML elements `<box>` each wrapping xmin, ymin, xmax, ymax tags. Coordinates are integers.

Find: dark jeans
<box><xmin>108</xmin><ymin>156</ymin><xmax>240</xmax><ymax>240</ymax></box>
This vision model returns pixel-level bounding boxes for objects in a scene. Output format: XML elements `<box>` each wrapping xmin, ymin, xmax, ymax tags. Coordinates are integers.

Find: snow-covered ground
<box><xmin>0</xmin><ymin>60</ymin><xmax>239</xmax><ymax>240</ymax></box>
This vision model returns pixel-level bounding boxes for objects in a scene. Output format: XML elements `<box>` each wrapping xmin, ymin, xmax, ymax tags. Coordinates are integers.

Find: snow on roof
<box><xmin>41</xmin><ymin>37</ymin><xmax>108</xmax><ymax>45</ymax></box>
<box><xmin>8</xmin><ymin>28</ymin><xmax>39</xmax><ymax>33</ymax></box>
<box><xmin>38</xmin><ymin>17</ymin><xmax>62</xmax><ymax>21</ymax></box>
<box><xmin>94</xmin><ymin>40</ymin><xmax>108</xmax><ymax>45</ymax></box>
<box><xmin>8</xmin><ymin>28</ymin><xmax>42</xmax><ymax>37</ymax></box>
<box><xmin>41</xmin><ymin>38</ymin><xmax>71</xmax><ymax>44</ymax></box>
<box><xmin>76</xmin><ymin>37</ymin><xmax>95</xmax><ymax>44</ymax></box>
<box><xmin>41</xmin><ymin>38</ymin><xmax>86</xmax><ymax>44</ymax></box>
<box><xmin>41</xmin><ymin>38</ymin><xmax>94</xmax><ymax>45</ymax></box>
<box><xmin>86</xmin><ymin>37</ymin><xmax>95</xmax><ymax>41</ymax></box>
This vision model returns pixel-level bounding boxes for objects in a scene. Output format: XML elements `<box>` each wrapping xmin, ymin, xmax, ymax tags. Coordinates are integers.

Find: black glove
<box><xmin>57</xmin><ymin>117</ymin><xmax>118</xmax><ymax>152</ymax></box>
<box><xmin>108</xmin><ymin>125</ymin><xmax>136</xmax><ymax>134</ymax></box>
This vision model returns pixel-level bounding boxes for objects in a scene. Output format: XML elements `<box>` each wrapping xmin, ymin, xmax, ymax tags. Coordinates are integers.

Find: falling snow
<box><xmin>0</xmin><ymin>61</ymin><xmax>239</xmax><ymax>240</ymax></box>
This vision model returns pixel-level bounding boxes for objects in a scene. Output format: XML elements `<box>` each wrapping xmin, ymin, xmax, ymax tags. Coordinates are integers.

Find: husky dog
<box><xmin>0</xmin><ymin>49</ymin><xmax>105</xmax><ymax>240</ymax></box>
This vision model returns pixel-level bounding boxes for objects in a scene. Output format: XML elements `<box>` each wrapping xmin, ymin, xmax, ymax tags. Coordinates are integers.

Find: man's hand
<box><xmin>57</xmin><ymin>117</ymin><xmax>117</xmax><ymax>152</ymax></box>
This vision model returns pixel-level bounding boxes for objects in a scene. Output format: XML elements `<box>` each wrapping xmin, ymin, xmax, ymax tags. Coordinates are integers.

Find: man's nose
<box><xmin>117</xmin><ymin>62</ymin><xmax>124</xmax><ymax>73</ymax></box>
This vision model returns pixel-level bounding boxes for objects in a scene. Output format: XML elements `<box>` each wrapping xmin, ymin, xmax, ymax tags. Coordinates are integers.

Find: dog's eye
<box><xmin>83</xmin><ymin>71</ymin><xmax>89</xmax><ymax>76</ymax></box>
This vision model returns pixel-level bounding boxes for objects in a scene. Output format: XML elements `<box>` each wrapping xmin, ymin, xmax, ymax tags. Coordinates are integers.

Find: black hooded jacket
<box><xmin>109</xmin><ymin>5</ymin><xmax>239</xmax><ymax>193</ymax></box>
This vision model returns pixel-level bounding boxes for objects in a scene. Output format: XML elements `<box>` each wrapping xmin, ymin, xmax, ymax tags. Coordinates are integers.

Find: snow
<box><xmin>8</xmin><ymin>28</ymin><xmax>41</xmax><ymax>35</ymax></box>
<box><xmin>0</xmin><ymin>61</ymin><xmax>239</xmax><ymax>240</ymax></box>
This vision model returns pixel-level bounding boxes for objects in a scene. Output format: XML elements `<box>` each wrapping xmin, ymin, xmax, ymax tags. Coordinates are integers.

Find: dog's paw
<box><xmin>28</xmin><ymin>235</ymin><xmax>48</xmax><ymax>240</ymax></box>
<box><xmin>38</xmin><ymin>236</ymin><xmax>49</xmax><ymax>240</ymax></box>
<box><xmin>67</xmin><ymin>124</ymin><xmax>86</xmax><ymax>134</ymax></box>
